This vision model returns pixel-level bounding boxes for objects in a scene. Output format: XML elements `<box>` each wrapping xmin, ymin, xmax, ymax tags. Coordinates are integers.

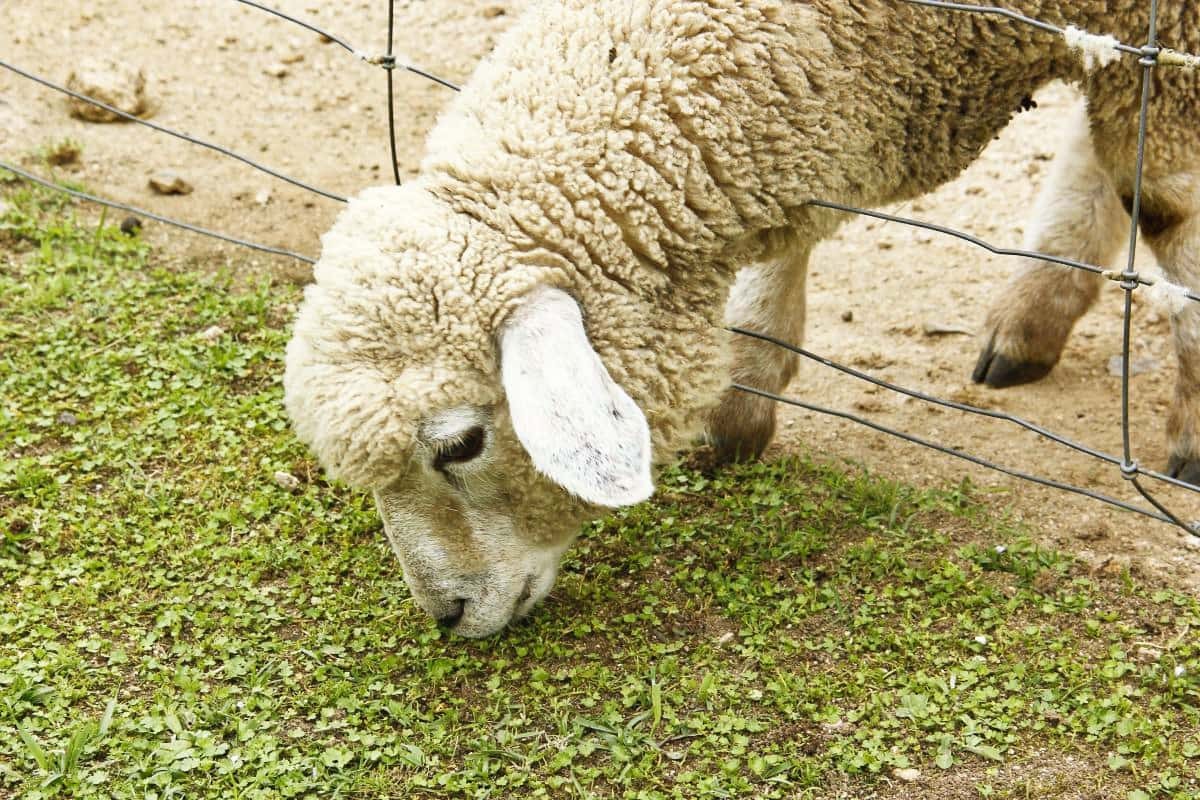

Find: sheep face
<box><xmin>365</xmin><ymin>286</ymin><xmax>655</xmax><ymax>637</ymax></box>
<box><xmin>372</xmin><ymin>406</ymin><xmax>581</xmax><ymax>637</ymax></box>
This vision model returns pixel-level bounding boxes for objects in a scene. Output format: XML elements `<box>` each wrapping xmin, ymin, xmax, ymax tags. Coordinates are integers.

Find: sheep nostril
<box><xmin>435</xmin><ymin>599</ymin><xmax>466</xmax><ymax>630</ymax></box>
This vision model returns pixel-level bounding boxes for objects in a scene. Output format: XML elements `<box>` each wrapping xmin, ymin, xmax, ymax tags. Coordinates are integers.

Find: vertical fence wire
<box><xmin>385</xmin><ymin>0</ymin><xmax>402</xmax><ymax>185</ymax></box>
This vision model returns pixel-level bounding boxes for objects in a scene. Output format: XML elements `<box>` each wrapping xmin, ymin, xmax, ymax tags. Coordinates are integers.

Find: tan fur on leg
<box><xmin>976</xmin><ymin>108</ymin><xmax>1129</xmax><ymax>384</ymax></box>
<box><xmin>709</xmin><ymin>242</ymin><xmax>810</xmax><ymax>462</ymax></box>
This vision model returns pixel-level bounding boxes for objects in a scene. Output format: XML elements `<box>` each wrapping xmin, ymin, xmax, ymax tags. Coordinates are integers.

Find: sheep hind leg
<box><xmin>1148</xmin><ymin>214</ymin><xmax>1200</xmax><ymax>485</ymax></box>
<box><xmin>708</xmin><ymin>243</ymin><xmax>810</xmax><ymax>464</ymax></box>
<box><xmin>973</xmin><ymin>116</ymin><xmax>1128</xmax><ymax>388</ymax></box>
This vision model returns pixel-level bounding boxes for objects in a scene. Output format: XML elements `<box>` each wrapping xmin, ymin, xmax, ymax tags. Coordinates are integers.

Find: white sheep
<box><xmin>285</xmin><ymin>0</ymin><xmax>1200</xmax><ymax>637</ymax></box>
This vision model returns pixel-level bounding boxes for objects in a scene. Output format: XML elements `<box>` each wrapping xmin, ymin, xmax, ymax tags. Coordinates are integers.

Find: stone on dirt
<box><xmin>273</xmin><ymin>471</ymin><xmax>302</xmax><ymax>491</ymax></box>
<box><xmin>1107</xmin><ymin>355</ymin><xmax>1159</xmax><ymax>377</ymax></box>
<box><xmin>65</xmin><ymin>58</ymin><xmax>150</xmax><ymax>122</ymax></box>
<box><xmin>148</xmin><ymin>170</ymin><xmax>194</xmax><ymax>195</ymax></box>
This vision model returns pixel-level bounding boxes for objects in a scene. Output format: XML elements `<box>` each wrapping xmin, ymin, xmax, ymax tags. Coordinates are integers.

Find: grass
<box><xmin>1</xmin><ymin>178</ymin><xmax>1199</xmax><ymax>799</ymax></box>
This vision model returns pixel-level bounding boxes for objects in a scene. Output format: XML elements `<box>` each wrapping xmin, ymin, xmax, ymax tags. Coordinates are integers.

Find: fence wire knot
<box><xmin>358</xmin><ymin>51</ymin><xmax>393</xmax><ymax>68</ymax></box>
<box><xmin>1120</xmin><ymin>461</ymin><xmax>1141</xmax><ymax>480</ymax></box>
<box><xmin>1139</xmin><ymin>45</ymin><xmax>1161</xmax><ymax>68</ymax></box>
<box><xmin>1102</xmin><ymin>269</ymin><xmax>1142</xmax><ymax>292</ymax></box>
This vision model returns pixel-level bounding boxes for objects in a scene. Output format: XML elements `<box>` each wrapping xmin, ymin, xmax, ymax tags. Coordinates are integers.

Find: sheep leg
<box><xmin>709</xmin><ymin>244</ymin><xmax>811</xmax><ymax>463</ymax></box>
<box><xmin>1147</xmin><ymin>216</ymin><xmax>1200</xmax><ymax>485</ymax></box>
<box><xmin>973</xmin><ymin>118</ymin><xmax>1128</xmax><ymax>388</ymax></box>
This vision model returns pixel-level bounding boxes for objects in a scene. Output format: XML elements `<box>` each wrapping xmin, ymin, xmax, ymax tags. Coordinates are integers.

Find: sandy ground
<box><xmin>2</xmin><ymin>0</ymin><xmax>1198</xmax><ymax>590</ymax></box>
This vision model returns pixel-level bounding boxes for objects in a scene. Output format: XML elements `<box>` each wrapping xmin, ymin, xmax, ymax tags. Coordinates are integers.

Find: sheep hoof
<box><xmin>709</xmin><ymin>433</ymin><xmax>771</xmax><ymax>465</ymax></box>
<box><xmin>972</xmin><ymin>337</ymin><xmax>1054</xmax><ymax>388</ymax></box>
<box><xmin>706</xmin><ymin>387</ymin><xmax>778</xmax><ymax>465</ymax></box>
<box><xmin>1167</xmin><ymin>454</ymin><xmax>1200</xmax><ymax>487</ymax></box>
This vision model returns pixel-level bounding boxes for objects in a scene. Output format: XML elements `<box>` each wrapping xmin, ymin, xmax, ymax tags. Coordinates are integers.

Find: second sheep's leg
<box><xmin>973</xmin><ymin>116</ymin><xmax>1129</xmax><ymax>388</ymax></box>
<box><xmin>708</xmin><ymin>243</ymin><xmax>811</xmax><ymax>464</ymax></box>
<box><xmin>1145</xmin><ymin>215</ymin><xmax>1200</xmax><ymax>484</ymax></box>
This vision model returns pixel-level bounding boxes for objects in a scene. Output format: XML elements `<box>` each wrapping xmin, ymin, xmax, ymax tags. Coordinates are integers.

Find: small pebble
<box><xmin>56</xmin><ymin>411</ymin><xmax>79</xmax><ymax>426</ymax></box>
<box><xmin>45</xmin><ymin>141</ymin><xmax>81</xmax><ymax>166</ymax></box>
<box><xmin>255</xmin><ymin>188</ymin><xmax>272</xmax><ymax>206</ymax></box>
<box><xmin>922</xmin><ymin>321</ymin><xmax>974</xmax><ymax>337</ymax></box>
<box><xmin>274</xmin><ymin>471</ymin><xmax>302</xmax><ymax>491</ymax></box>
<box><xmin>197</xmin><ymin>325</ymin><xmax>225</xmax><ymax>342</ymax></box>
<box><xmin>1136</xmin><ymin>647</ymin><xmax>1162</xmax><ymax>664</ymax></box>
<box><xmin>1107</xmin><ymin>355</ymin><xmax>1159</xmax><ymax>378</ymax></box>
<box><xmin>841</xmin><ymin>310</ymin><xmax>853</xmax><ymax>322</ymax></box>
<box><xmin>265</xmin><ymin>62</ymin><xmax>290</xmax><ymax>78</ymax></box>
<box><xmin>66</xmin><ymin>58</ymin><xmax>150</xmax><ymax>122</ymax></box>
<box><xmin>148</xmin><ymin>170</ymin><xmax>193</xmax><ymax>195</ymax></box>
<box><xmin>893</xmin><ymin>768</ymin><xmax>922</xmax><ymax>782</ymax></box>
<box><xmin>119</xmin><ymin>215</ymin><xmax>142</xmax><ymax>235</ymax></box>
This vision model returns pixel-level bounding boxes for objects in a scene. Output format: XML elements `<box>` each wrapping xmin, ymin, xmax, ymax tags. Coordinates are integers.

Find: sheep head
<box><xmin>284</xmin><ymin>184</ymin><xmax>654</xmax><ymax>637</ymax></box>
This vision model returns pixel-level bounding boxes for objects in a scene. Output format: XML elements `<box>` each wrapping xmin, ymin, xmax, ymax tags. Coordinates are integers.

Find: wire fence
<box><xmin>1</xmin><ymin>0</ymin><xmax>1198</xmax><ymax>538</ymax></box>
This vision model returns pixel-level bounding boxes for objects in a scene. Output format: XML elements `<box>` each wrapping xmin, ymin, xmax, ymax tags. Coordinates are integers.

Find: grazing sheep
<box><xmin>285</xmin><ymin>0</ymin><xmax>1200</xmax><ymax>637</ymax></box>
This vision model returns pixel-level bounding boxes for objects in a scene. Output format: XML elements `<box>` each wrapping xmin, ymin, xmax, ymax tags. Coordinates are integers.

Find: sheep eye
<box><xmin>433</xmin><ymin>426</ymin><xmax>486</xmax><ymax>471</ymax></box>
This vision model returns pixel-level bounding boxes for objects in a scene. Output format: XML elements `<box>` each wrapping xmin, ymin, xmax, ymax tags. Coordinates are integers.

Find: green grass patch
<box><xmin>1</xmin><ymin>182</ymin><xmax>1199</xmax><ymax>799</ymax></box>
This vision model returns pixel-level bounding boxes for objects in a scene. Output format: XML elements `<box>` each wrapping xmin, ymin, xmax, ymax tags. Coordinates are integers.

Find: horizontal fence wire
<box><xmin>896</xmin><ymin>0</ymin><xmax>1200</xmax><ymax>70</ymax></box>
<box><xmin>729</xmin><ymin>327</ymin><xmax>1200</xmax><ymax>496</ymax></box>
<box><xmin>732</xmin><ymin>382</ymin><xmax>1179</xmax><ymax>527</ymax></box>
<box><xmin>899</xmin><ymin>0</ymin><xmax>1143</xmax><ymax>57</ymax></box>
<box><xmin>1</xmin><ymin>0</ymin><xmax>1198</xmax><ymax>537</ymax></box>
<box><xmin>0</xmin><ymin>59</ymin><xmax>348</xmax><ymax>204</ymax></box>
<box><xmin>233</xmin><ymin>0</ymin><xmax>461</xmax><ymax>90</ymax></box>
<box><xmin>728</xmin><ymin>330</ymin><xmax>1200</xmax><ymax>532</ymax></box>
<box><xmin>804</xmin><ymin>200</ymin><xmax>1200</xmax><ymax>304</ymax></box>
<box><xmin>0</xmin><ymin>160</ymin><xmax>316</xmax><ymax>264</ymax></box>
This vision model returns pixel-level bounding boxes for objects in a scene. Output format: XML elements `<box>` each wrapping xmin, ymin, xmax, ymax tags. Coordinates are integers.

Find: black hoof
<box><xmin>972</xmin><ymin>336</ymin><xmax>1054</xmax><ymax>388</ymax></box>
<box><xmin>1167</xmin><ymin>454</ymin><xmax>1200</xmax><ymax>487</ymax></box>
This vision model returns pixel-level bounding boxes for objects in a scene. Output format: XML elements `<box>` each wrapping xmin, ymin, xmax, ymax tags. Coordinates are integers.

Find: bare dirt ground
<box><xmin>3</xmin><ymin>0</ymin><xmax>1198</xmax><ymax>592</ymax></box>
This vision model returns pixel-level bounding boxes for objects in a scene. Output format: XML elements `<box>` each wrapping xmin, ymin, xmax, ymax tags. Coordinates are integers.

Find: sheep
<box><xmin>284</xmin><ymin>0</ymin><xmax>1200</xmax><ymax>637</ymax></box>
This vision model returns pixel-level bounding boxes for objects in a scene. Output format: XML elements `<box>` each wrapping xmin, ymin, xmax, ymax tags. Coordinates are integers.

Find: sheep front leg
<box><xmin>973</xmin><ymin>116</ymin><xmax>1128</xmax><ymax>387</ymax></box>
<box><xmin>709</xmin><ymin>244</ymin><xmax>810</xmax><ymax>463</ymax></box>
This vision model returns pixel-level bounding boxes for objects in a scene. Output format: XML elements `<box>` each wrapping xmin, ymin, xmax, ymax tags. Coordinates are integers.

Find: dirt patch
<box><xmin>2</xmin><ymin>1</ymin><xmax>1197</xmax><ymax>590</ymax></box>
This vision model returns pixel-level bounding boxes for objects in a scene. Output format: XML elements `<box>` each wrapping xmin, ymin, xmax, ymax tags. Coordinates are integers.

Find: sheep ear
<box><xmin>499</xmin><ymin>287</ymin><xmax>653</xmax><ymax>507</ymax></box>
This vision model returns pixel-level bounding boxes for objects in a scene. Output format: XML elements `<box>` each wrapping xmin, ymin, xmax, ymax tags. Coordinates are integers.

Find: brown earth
<box><xmin>2</xmin><ymin>0</ymin><xmax>1198</xmax><ymax>597</ymax></box>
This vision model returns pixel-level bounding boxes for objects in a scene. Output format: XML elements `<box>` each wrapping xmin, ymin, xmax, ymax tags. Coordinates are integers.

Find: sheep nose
<box><xmin>435</xmin><ymin>599</ymin><xmax>467</xmax><ymax>630</ymax></box>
